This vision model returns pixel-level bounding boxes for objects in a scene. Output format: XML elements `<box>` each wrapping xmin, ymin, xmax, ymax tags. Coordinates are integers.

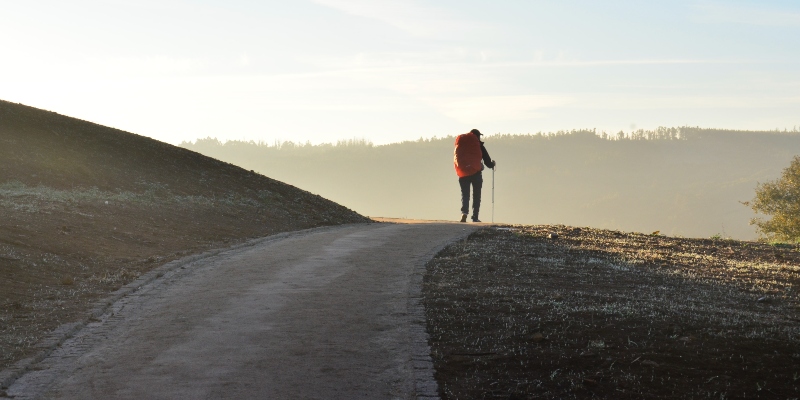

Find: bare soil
<box><xmin>424</xmin><ymin>225</ymin><xmax>800</xmax><ymax>399</ymax></box>
<box><xmin>0</xmin><ymin>100</ymin><xmax>369</xmax><ymax>374</ymax></box>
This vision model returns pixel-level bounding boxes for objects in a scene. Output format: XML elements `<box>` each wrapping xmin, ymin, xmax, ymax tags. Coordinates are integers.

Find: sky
<box><xmin>1</xmin><ymin>0</ymin><xmax>799</xmax><ymax>145</ymax></box>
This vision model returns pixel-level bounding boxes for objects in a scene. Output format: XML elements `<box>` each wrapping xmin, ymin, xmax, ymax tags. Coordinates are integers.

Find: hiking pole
<box><xmin>492</xmin><ymin>165</ymin><xmax>495</xmax><ymax>223</ymax></box>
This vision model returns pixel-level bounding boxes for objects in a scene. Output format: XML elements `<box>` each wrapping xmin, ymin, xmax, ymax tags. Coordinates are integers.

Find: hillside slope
<box><xmin>0</xmin><ymin>100</ymin><xmax>369</xmax><ymax>371</ymax></box>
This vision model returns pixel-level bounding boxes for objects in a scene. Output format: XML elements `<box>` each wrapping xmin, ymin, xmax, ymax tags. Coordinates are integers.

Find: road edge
<box><xmin>407</xmin><ymin>225</ymin><xmax>479</xmax><ymax>399</ymax></box>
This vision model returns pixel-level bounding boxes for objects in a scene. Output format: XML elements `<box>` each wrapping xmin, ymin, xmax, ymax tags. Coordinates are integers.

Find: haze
<box><xmin>182</xmin><ymin>127</ymin><xmax>800</xmax><ymax>240</ymax></box>
<box><xmin>2</xmin><ymin>1</ymin><xmax>799</xmax><ymax>145</ymax></box>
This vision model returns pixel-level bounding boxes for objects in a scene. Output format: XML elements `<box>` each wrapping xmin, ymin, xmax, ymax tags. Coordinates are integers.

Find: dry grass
<box><xmin>0</xmin><ymin>181</ymin><xmax>280</xmax><ymax>213</ymax></box>
<box><xmin>0</xmin><ymin>182</ymin><xmax>368</xmax><ymax>373</ymax></box>
<box><xmin>424</xmin><ymin>225</ymin><xmax>800</xmax><ymax>399</ymax></box>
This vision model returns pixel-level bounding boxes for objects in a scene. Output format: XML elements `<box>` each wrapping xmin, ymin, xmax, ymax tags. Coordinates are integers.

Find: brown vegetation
<box><xmin>0</xmin><ymin>100</ymin><xmax>369</xmax><ymax>372</ymax></box>
<box><xmin>424</xmin><ymin>225</ymin><xmax>800</xmax><ymax>399</ymax></box>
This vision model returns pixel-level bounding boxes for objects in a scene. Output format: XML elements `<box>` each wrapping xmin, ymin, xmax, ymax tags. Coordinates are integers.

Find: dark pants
<box><xmin>459</xmin><ymin>172</ymin><xmax>482</xmax><ymax>219</ymax></box>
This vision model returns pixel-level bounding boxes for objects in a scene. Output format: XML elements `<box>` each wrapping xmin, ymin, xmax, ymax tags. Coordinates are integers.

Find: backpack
<box><xmin>453</xmin><ymin>132</ymin><xmax>482</xmax><ymax>178</ymax></box>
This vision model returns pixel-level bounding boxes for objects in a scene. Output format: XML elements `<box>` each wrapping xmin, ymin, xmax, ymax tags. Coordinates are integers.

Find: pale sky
<box><xmin>2</xmin><ymin>1</ymin><xmax>799</xmax><ymax>145</ymax></box>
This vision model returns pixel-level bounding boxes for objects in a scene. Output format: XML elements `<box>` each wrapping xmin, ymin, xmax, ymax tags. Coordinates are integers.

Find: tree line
<box><xmin>181</xmin><ymin>127</ymin><xmax>800</xmax><ymax>241</ymax></box>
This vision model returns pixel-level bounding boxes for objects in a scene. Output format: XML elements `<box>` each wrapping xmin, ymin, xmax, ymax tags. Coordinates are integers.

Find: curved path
<box><xmin>5</xmin><ymin>222</ymin><xmax>477</xmax><ymax>399</ymax></box>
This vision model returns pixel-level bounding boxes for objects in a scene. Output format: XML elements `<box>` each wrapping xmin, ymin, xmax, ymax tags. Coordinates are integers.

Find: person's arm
<box><xmin>480</xmin><ymin>143</ymin><xmax>496</xmax><ymax>169</ymax></box>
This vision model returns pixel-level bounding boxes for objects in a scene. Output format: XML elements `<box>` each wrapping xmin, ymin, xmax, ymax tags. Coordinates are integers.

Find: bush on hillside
<box><xmin>745</xmin><ymin>156</ymin><xmax>800</xmax><ymax>242</ymax></box>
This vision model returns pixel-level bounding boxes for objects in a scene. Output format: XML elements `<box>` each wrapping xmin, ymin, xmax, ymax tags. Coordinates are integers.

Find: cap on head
<box><xmin>470</xmin><ymin>129</ymin><xmax>482</xmax><ymax>136</ymax></box>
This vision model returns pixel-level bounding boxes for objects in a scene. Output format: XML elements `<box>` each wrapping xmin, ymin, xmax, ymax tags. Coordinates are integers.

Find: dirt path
<box><xmin>4</xmin><ymin>222</ymin><xmax>476</xmax><ymax>399</ymax></box>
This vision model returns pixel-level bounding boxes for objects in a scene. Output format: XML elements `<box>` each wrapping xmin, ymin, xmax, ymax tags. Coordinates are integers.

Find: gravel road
<box><xmin>4</xmin><ymin>222</ymin><xmax>476</xmax><ymax>399</ymax></box>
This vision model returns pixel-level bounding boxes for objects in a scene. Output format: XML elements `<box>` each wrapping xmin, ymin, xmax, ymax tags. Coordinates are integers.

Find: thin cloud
<box><xmin>82</xmin><ymin>56</ymin><xmax>205</xmax><ymax>77</ymax></box>
<box><xmin>572</xmin><ymin>94</ymin><xmax>800</xmax><ymax>110</ymax></box>
<box><xmin>277</xmin><ymin>58</ymin><xmax>745</xmax><ymax>82</ymax></box>
<box><xmin>692</xmin><ymin>2</ymin><xmax>800</xmax><ymax>27</ymax></box>
<box><xmin>311</xmin><ymin>0</ymin><xmax>477</xmax><ymax>37</ymax></box>
<box><xmin>479</xmin><ymin>59</ymin><xmax>742</xmax><ymax>68</ymax></box>
<box><xmin>426</xmin><ymin>95</ymin><xmax>573</xmax><ymax>124</ymax></box>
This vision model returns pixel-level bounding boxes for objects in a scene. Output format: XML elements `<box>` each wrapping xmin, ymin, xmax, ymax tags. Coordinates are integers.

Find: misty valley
<box><xmin>183</xmin><ymin>127</ymin><xmax>800</xmax><ymax>241</ymax></box>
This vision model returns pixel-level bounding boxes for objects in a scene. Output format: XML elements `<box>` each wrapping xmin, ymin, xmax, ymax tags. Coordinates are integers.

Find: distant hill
<box><xmin>0</xmin><ymin>100</ymin><xmax>369</xmax><ymax>371</ymax></box>
<box><xmin>182</xmin><ymin>127</ymin><xmax>800</xmax><ymax>240</ymax></box>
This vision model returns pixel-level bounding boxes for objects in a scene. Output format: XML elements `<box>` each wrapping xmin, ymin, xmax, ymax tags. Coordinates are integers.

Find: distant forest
<box><xmin>181</xmin><ymin>127</ymin><xmax>800</xmax><ymax>240</ymax></box>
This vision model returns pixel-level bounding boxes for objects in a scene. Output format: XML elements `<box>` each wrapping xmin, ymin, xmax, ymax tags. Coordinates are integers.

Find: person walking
<box><xmin>453</xmin><ymin>129</ymin><xmax>496</xmax><ymax>222</ymax></box>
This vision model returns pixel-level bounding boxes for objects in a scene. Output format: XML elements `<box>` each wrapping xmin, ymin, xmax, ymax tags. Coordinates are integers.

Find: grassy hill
<box><xmin>0</xmin><ymin>100</ymin><xmax>369</xmax><ymax>371</ymax></box>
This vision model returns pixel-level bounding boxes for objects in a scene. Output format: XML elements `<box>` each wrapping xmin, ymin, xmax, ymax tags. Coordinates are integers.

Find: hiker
<box><xmin>454</xmin><ymin>129</ymin><xmax>496</xmax><ymax>222</ymax></box>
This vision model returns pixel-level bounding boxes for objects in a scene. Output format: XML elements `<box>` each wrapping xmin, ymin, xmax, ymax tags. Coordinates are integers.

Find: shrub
<box><xmin>745</xmin><ymin>156</ymin><xmax>800</xmax><ymax>242</ymax></box>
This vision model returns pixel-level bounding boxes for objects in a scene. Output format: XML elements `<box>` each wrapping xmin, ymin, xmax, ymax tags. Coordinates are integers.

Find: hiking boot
<box><xmin>459</xmin><ymin>213</ymin><xmax>468</xmax><ymax>223</ymax></box>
